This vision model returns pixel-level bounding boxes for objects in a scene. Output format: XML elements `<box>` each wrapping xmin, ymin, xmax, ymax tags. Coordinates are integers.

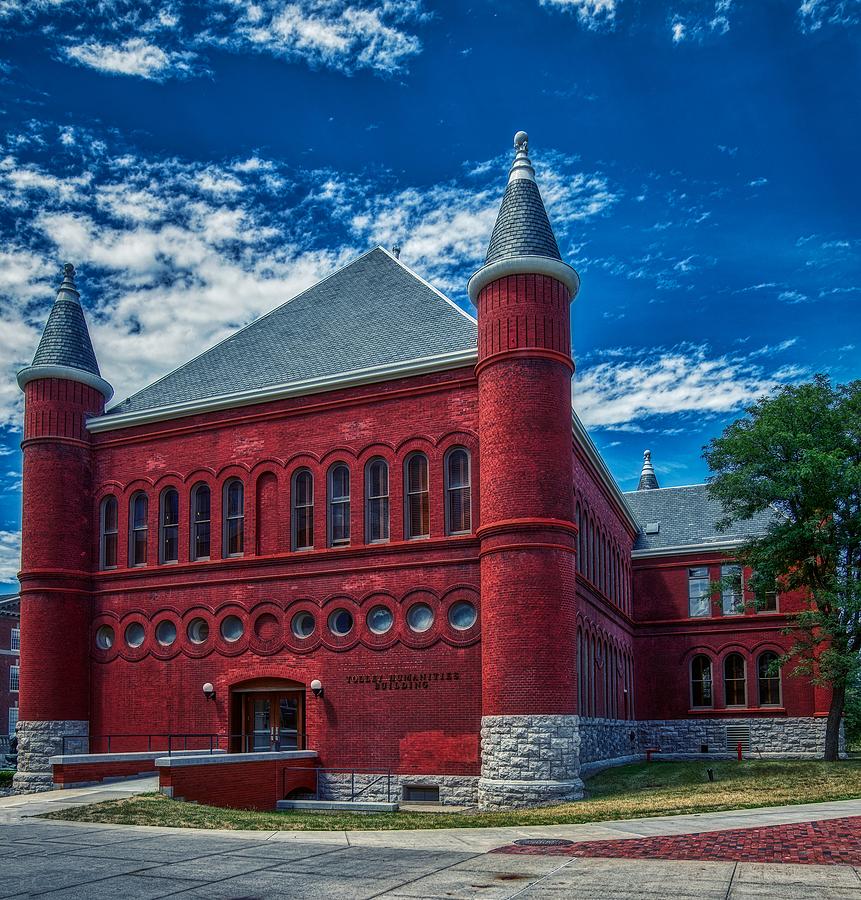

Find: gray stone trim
<box><xmin>13</xmin><ymin>720</ymin><xmax>89</xmax><ymax>794</ymax></box>
<box><xmin>156</xmin><ymin>750</ymin><xmax>317</xmax><ymax>768</ymax></box>
<box><xmin>479</xmin><ymin>715</ymin><xmax>584</xmax><ymax>809</ymax></box>
<box><xmin>314</xmin><ymin>773</ymin><xmax>479</xmax><ymax>807</ymax></box>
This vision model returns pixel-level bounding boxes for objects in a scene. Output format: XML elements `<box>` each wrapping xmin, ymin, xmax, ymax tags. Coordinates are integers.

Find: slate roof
<box><xmin>105</xmin><ymin>248</ymin><xmax>477</xmax><ymax>417</ymax></box>
<box><xmin>623</xmin><ymin>483</ymin><xmax>775</xmax><ymax>552</ymax></box>
<box><xmin>30</xmin><ymin>269</ymin><xmax>101</xmax><ymax>377</ymax></box>
<box><xmin>0</xmin><ymin>594</ymin><xmax>20</xmax><ymax>619</ymax></box>
<box><xmin>484</xmin><ymin>179</ymin><xmax>562</xmax><ymax>265</ymax></box>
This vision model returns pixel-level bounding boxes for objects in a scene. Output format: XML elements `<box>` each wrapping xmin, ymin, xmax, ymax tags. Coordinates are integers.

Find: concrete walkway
<box><xmin>1</xmin><ymin>782</ymin><xmax>860</xmax><ymax>896</ymax></box>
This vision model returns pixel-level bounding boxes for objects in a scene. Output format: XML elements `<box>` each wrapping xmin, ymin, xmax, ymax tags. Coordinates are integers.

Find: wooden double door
<box><xmin>242</xmin><ymin>691</ymin><xmax>304</xmax><ymax>751</ymax></box>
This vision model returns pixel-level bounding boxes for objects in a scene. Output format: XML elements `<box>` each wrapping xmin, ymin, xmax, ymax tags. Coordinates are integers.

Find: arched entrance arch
<box><xmin>229</xmin><ymin>677</ymin><xmax>306</xmax><ymax>752</ymax></box>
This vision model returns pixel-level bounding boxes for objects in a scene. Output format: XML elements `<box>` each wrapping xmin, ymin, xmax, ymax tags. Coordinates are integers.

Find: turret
<box><xmin>637</xmin><ymin>449</ymin><xmax>659</xmax><ymax>491</ymax></box>
<box><xmin>13</xmin><ymin>264</ymin><xmax>110</xmax><ymax>792</ymax></box>
<box><xmin>471</xmin><ymin>133</ymin><xmax>582</xmax><ymax>808</ymax></box>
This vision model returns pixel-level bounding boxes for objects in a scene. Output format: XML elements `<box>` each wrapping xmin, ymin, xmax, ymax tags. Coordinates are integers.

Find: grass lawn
<box><xmin>41</xmin><ymin>759</ymin><xmax>861</xmax><ymax>832</ymax></box>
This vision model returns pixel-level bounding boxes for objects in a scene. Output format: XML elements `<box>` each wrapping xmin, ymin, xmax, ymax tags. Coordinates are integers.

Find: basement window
<box><xmin>403</xmin><ymin>785</ymin><xmax>439</xmax><ymax>802</ymax></box>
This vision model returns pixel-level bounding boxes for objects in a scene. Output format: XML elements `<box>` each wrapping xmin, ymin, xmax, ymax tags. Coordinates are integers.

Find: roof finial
<box><xmin>637</xmin><ymin>449</ymin><xmax>660</xmax><ymax>491</ymax></box>
<box><xmin>391</xmin><ymin>243</ymin><xmax>401</xmax><ymax>259</ymax></box>
<box><xmin>58</xmin><ymin>262</ymin><xmax>79</xmax><ymax>300</ymax></box>
<box><xmin>508</xmin><ymin>130</ymin><xmax>535</xmax><ymax>183</ymax></box>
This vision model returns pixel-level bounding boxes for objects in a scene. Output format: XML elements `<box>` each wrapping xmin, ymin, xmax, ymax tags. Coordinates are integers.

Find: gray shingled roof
<box><xmin>623</xmin><ymin>483</ymin><xmax>774</xmax><ymax>552</ymax></box>
<box><xmin>485</xmin><ymin>179</ymin><xmax>561</xmax><ymax>265</ymax></box>
<box><xmin>106</xmin><ymin>248</ymin><xmax>477</xmax><ymax>416</ymax></box>
<box><xmin>31</xmin><ymin>286</ymin><xmax>101</xmax><ymax>377</ymax></box>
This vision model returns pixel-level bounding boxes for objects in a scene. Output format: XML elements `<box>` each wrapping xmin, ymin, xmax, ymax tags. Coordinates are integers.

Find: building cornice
<box><xmin>87</xmin><ymin>348</ymin><xmax>478</xmax><ymax>433</ymax></box>
<box><xmin>18</xmin><ymin>364</ymin><xmax>113</xmax><ymax>402</ymax></box>
<box><xmin>467</xmin><ymin>255</ymin><xmax>580</xmax><ymax>303</ymax></box>
<box><xmin>631</xmin><ymin>539</ymin><xmax>749</xmax><ymax>560</ymax></box>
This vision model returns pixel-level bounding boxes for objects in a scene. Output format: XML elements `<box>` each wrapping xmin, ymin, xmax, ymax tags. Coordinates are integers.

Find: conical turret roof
<box><xmin>637</xmin><ymin>449</ymin><xmax>660</xmax><ymax>491</ymax></box>
<box><xmin>18</xmin><ymin>264</ymin><xmax>112</xmax><ymax>399</ymax></box>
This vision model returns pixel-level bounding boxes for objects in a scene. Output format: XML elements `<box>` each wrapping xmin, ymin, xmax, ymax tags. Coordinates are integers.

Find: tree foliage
<box><xmin>705</xmin><ymin>375</ymin><xmax>861</xmax><ymax>760</ymax></box>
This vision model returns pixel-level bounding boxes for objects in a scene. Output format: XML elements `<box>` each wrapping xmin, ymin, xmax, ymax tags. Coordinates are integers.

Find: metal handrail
<box><xmin>60</xmin><ymin>732</ymin><xmax>309</xmax><ymax>756</ymax></box>
<box><xmin>281</xmin><ymin>766</ymin><xmax>395</xmax><ymax>804</ymax></box>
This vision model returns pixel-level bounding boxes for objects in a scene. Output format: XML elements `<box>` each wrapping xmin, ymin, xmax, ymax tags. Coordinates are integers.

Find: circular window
<box><xmin>187</xmin><ymin>617</ymin><xmax>209</xmax><ymax>645</ymax></box>
<box><xmin>124</xmin><ymin>622</ymin><xmax>145</xmax><ymax>648</ymax></box>
<box><xmin>254</xmin><ymin>613</ymin><xmax>279</xmax><ymax>641</ymax></box>
<box><xmin>367</xmin><ymin>605</ymin><xmax>394</xmax><ymax>635</ymax></box>
<box><xmin>448</xmin><ymin>600</ymin><xmax>477</xmax><ymax>631</ymax></box>
<box><xmin>155</xmin><ymin>620</ymin><xmax>177</xmax><ymax>646</ymax></box>
<box><xmin>328</xmin><ymin>608</ymin><xmax>354</xmax><ymax>637</ymax></box>
<box><xmin>406</xmin><ymin>603</ymin><xmax>434</xmax><ymax>633</ymax></box>
<box><xmin>291</xmin><ymin>611</ymin><xmax>315</xmax><ymax>639</ymax></box>
<box><xmin>95</xmin><ymin>625</ymin><xmax>114</xmax><ymax>650</ymax></box>
<box><xmin>220</xmin><ymin>615</ymin><xmax>244</xmax><ymax>643</ymax></box>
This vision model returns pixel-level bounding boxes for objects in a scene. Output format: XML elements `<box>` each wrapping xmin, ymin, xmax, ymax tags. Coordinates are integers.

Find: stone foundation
<box><xmin>316</xmin><ymin>772</ymin><xmax>479</xmax><ymax>806</ymax></box>
<box><xmin>479</xmin><ymin>714</ymin><xmax>584</xmax><ymax>809</ymax></box>
<box><xmin>13</xmin><ymin>720</ymin><xmax>89</xmax><ymax>793</ymax></box>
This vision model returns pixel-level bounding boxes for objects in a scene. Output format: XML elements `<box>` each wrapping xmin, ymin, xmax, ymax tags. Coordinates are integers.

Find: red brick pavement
<box><xmin>494</xmin><ymin>816</ymin><xmax>861</xmax><ymax>866</ymax></box>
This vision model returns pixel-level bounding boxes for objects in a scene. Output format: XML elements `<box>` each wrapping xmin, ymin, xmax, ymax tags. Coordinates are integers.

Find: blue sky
<box><xmin>0</xmin><ymin>0</ymin><xmax>859</xmax><ymax>588</ymax></box>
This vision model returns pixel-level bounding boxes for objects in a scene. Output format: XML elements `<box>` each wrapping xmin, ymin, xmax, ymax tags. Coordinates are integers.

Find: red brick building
<box><xmin>13</xmin><ymin>133</ymin><xmax>831</xmax><ymax>804</ymax></box>
<box><xmin>0</xmin><ymin>594</ymin><xmax>20</xmax><ymax>741</ymax></box>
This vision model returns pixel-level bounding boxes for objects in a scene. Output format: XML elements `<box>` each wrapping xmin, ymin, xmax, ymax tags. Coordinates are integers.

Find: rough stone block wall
<box><xmin>316</xmin><ymin>772</ymin><xmax>479</xmax><ymax>806</ymax></box>
<box><xmin>13</xmin><ymin>721</ymin><xmax>88</xmax><ymax>793</ymax></box>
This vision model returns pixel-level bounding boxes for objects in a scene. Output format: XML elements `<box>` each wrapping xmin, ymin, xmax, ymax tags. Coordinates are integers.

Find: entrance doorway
<box><xmin>229</xmin><ymin>678</ymin><xmax>306</xmax><ymax>753</ymax></box>
<box><xmin>242</xmin><ymin>692</ymin><xmax>304</xmax><ymax>751</ymax></box>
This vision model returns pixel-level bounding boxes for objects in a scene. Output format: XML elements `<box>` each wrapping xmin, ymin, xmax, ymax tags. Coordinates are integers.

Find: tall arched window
<box><xmin>223</xmin><ymin>480</ymin><xmax>244</xmax><ymax>557</ymax></box>
<box><xmin>190</xmin><ymin>483</ymin><xmax>211</xmax><ymax>560</ymax></box>
<box><xmin>724</xmin><ymin>653</ymin><xmax>746</xmax><ymax>707</ymax></box>
<box><xmin>405</xmin><ymin>453</ymin><xmax>430</xmax><ymax>539</ymax></box>
<box><xmin>292</xmin><ymin>469</ymin><xmax>314</xmax><ymax>550</ymax></box>
<box><xmin>445</xmin><ymin>448</ymin><xmax>471</xmax><ymax>535</ymax></box>
<box><xmin>758</xmin><ymin>651</ymin><xmax>781</xmax><ymax>706</ymax></box>
<box><xmin>365</xmin><ymin>458</ymin><xmax>389</xmax><ymax>543</ymax></box>
<box><xmin>129</xmin><ymin>492</ymin><xmax>148</xmax><ymax>566</ymax></box>
<box><xmin>100</xmin><ymin>496</ymin><xmax>118</xmax><ymax>569</ymax></box>
<box><xmin>691</xmin><ymin>655</ymin><xmax>713</xmax><ymax>707</ymax></box>
<box><xmin>328</xmin><ymin>464</ymin><xmax>350</xmax><ymax>547</ymax></box>
<box><xmin>160</xmin><ymin>488</ymin><xmax>179</xmax><ymax>563</ymax></box>
<box><xmin>575</xmin><ymin>503</ymin><xmax>582</xmax><ymax>572</ymax></box>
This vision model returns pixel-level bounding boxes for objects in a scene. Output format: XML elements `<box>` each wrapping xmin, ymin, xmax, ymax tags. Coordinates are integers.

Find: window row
<box><xmin>99</xmin><ymin>449</ymin><xmax>472</xmax><ymax>569</ymax></box>
<box><xmin>690</xmin><ymin>652</ymin><xmax>781</xmax><ymax>709</ymax></box>
<box><xmin>94</xmin><ymin>600</ymin><xmax>478</xmax><ymax>651</ymax></box>
<box><xmin>577</xmin><ymin>628</ymin><xmax>635</xmax><ymax>720</ymax></box>
<box><xmin>688</xmin><ymin>566</ymin><xmax>779</xmax><ymax>619</ymax></box>
<box><xmin>575</xmin><ymin>501</ymin><xmax>631</xmax><ymax>615</ymax></box>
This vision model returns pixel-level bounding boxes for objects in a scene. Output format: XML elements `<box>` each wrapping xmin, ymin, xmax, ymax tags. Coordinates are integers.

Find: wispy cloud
<box><xmin>540</xmin><ymin>0</ymin><xmax>619</xmax><ymax>29</ymax></box>
<box><xmin>574</xmin><ymin>340</ymin><xmax>805</xmax><ymax>429</ymax></box>
<box><xmin>670</xmin><ymin>0</ymin><xmax>733</xmax><ymax>43</ymax></box>
<box><xmin>797</xmin><ymin>0</ymin><xmax>861</xmax><ymax>33</ymax></box>
<box><xmin>63</xmin><ymin>38</ymin><xmax>199</xmax><ymax>81</ymax></box>
<box><xmin>0</xmin><ymin>530</ymin><xmax>20</xmax><ymax>583</ymax></box>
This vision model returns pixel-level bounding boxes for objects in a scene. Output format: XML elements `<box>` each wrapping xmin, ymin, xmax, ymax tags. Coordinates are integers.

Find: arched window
<box><xmin>445</xmin><ymin>448</ymin><xmax>472</xmax><ymax>535</ymax></box>
<box><xmin>328</xmin><ymin>464</ymin><xmax>350</xmax><ymax>547</ymax></box>
<box><xmin>129</xmin><ymin>492</ymin><xmax>148</xmax><ymax>566</ymax></box>
<box><xmin>100</xmin><ymin>496</ymin><xmax>118</xmax><ymax>569</ymax></box>
<box><xmin>190</xmin><ymin>483</ymin><xmax>211</xmax><ymax>560</ymax></box>
<box><xmin>405</xmin><ymin>453</ymin><xmax>430</xmax><ymax>539</ymax></box>
<box><xmin>758</xmin><ymin>651</ymin><xmax>781</xmax><ymax>706</ymax></box>
<box><xmin>223</xmin><ymin>480</ymin><xmax>244</xmax><ymax>557</ymax></box>
<box><xmin>365</xmin><ymin>458</ymin><xmax>389</xmax><ymax>543</ymax></box>
<box><xmin>159</xmin><ymin>488</ymin><xmax>179</xmax><ymax>563</ymax></box>
<box><xmin>691</xmin><ymin>655</ymin><xmax>713</xmax><ymax>708</ymax></box>
<box><xmin>724</xmin><ymin>653</ymin><xmax>746</xmax><ymax>707</ymax></box>
<box><xmin>292</xmin><ymin>469</ymin><xmax>314</xmax><ymax>550</ymax></box>
<box><xmin>575</xmin><ymin>503</ymin><xmax>582</xmax><ymax>572</ymax></box>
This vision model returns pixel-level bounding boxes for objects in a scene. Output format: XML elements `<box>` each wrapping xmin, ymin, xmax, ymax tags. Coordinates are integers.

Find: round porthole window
<box><xmin>448</xmin><ymin>600</ymin><xmax>477</xmax><ymax>631</ymax></box>
<box><xmin>367</xmin><ymin>605</ymin><xmax>394</xmax><ymax>635</ymax></box>
<box><xmin>328</xmin><ymin>608</ymin><xmax>354</xmax><ymax>637</ymax></box>
<box><xmin>124</xmin><ymin>622</ymin><xmax>145</xmax><ymax>648</ymax></box>
<box><xmin>95</xmin><ymin>624</ymin><xmax>114</xmax><ymax>650</ymax></box>
<box><xmin>406</xmin><ymin>603</ymin><xmax>434</xmax><ymax>633</ymax></box>
<box><xmin>291</xmin><ymin>611</ymin><xmax>315</xmax><ymax>639</ymax></box>
<box><xmin>155</xmin><ymin>620</ymin><xmax>177</xmax><ymax>646</ymax></box>
<box><xmin>220</xmin><ymin>615</ymin><xmax>244</xmax><ymax>643</ymax></box>
<box><xmin>187</xmin><ymin>617</ymin><xmax>209</xmax><ymax>645</ymax></box>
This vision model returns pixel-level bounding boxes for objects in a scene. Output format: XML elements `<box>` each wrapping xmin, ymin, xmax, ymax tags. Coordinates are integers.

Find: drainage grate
<box><xmin>514</xmin><ymin>839</ymin><xmax>574</xmax><ymax>847</ymax></box>
<box><xmin>726</xmin><ymin>724</ymin><xmax>751</xmax><ymax>752</ymax></box>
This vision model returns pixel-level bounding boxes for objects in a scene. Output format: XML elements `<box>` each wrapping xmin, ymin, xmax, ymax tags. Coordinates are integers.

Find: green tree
<box><xmin>704</xmin><ymin>375</ymin><xmax>861</xmax><ymax>761</ymax></box>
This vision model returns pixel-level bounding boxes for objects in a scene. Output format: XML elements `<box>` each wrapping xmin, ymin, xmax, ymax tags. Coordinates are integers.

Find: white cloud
<box><xmin>574</xmin><ymin>341</ymin><xmax>806</xmax><ymax>429</ymax></box>
<box><xmin>63</xmin><ymin>38</ymin><xmax>197</xmax><ymax>80</ymax></box>
<box><xmin>0</xmin><ymin>530</ymin><xmax>20</xmax><ymax>583</ymax></box>
<box><xmin>798</xmin><ymin>0</ymin><xmax>861</xmax><ymax>32</ymax></box>
<box><xmin>540</xmin><ymin>0</ymin><xmax>618</xmax><ymax>29</ymax></box>
<box><xmin>670</xmin><ymin>0</ymin><xmax>733</xmax><ymax>43</ymax></box>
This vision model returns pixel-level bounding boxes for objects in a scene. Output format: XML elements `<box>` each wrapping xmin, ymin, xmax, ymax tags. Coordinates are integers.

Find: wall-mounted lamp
<box><xmin>310</xmin><ymin>679</ymin><xmax>324</xmax><ymax>699</ymax></box>
<box><xmin>202</xmin><ymin>682</ymin><xmax>216</xmax><ymax>701</ymax></box>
